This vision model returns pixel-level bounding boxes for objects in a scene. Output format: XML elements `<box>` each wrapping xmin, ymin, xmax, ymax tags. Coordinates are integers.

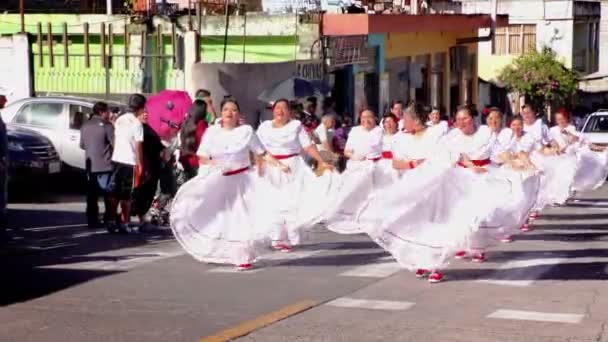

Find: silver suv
<box><xmin>1</xmin><ymin>96</ymin><xmax>125</xmax><ymax>170</ymax></box>
<box><xmin>581</xmin><ymin>109</ymin><xmax>608</xmax><ymax>146</ymax></box>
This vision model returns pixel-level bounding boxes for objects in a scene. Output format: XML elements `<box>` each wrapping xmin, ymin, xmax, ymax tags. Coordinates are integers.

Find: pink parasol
<box><xmin>145</xmin><ymin>90</ymin><xmax>193</xmax><ymax>140</ymax></box>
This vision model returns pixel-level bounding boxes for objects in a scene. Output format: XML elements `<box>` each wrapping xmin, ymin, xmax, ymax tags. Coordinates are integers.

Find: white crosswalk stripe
<box><xmin>326</xmin><ymin>298</ymin><xmax>415</xmax><ymax>311</ymax></box>
<box><xmin>37</xmin><ymin>244</ymin><xmax>185</xmax><ymax>271</ymax></box>
<box><xmin>477</xmin><ymin>257</ymin><xmax>566</xmax><ymax>287</ymax></box>
<box><xmin>487</xmin><ymin>309</ymin><xmax>585</xmax><ymax>324</ymax></box>
<box><xmin>339</xmin><ymin>256</ymin><xmax>400</xmax><ymax>278</ymax></box>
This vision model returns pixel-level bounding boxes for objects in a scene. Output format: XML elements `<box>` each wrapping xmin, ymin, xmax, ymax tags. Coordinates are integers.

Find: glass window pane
<box><xmin>69</xmin><ymin>104</ymin><xmax>93</xmax><ymax>130</ymax></box>
<box><xmin>14</xmin><ymin>103</ymin><xmax>64</xmax><ymax>128</ymax></box>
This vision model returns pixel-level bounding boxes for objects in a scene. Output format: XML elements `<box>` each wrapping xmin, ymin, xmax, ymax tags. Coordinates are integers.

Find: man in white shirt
<box><xmin>109</xmin><ymin>94</ymin><xmax>147</xmax><ymax>233</ymax></box>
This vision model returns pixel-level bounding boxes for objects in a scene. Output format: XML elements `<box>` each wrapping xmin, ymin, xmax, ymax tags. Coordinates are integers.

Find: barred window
<box><xmin>493</xmin><ymin>24</ymin><xmax>536</xmax><ymax>56</ymax></box>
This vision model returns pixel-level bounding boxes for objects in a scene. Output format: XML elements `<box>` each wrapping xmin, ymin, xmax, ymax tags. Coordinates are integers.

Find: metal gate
<box><xmin>30</xmin><ymin>20</ymin><xmax>185</xmax><ymax>101</ymax></box>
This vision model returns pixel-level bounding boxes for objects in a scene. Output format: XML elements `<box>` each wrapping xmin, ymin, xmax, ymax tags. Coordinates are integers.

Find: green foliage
<box><xmin>498</xmin><ymin>46</ymin><xmax>579</xmax><ymax>106</ymax></box>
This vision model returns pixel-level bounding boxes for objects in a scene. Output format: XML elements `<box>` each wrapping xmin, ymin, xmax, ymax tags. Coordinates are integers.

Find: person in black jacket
<box><xmin>80</xmin><ymin>102</ymin><xmax>115</xmax><ymax>228</ymax></box>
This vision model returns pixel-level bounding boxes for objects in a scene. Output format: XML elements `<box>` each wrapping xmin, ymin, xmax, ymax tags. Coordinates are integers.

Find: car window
<box><xmin>13</xmin><ymin>102</ymin><xmax>64</xmax><ymax>128</ymax></box>
<box><xmin>582</xmin><ymin>115</ymin><xmax>608</xmax><ymax>133</ymax></box>
<box><xmin>69</xmin><ymin>104</ymin><xmax>93</xmax><ymax>130</ymax></box>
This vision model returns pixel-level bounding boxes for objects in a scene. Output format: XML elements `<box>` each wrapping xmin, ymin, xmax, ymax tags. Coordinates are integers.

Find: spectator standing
<box><xmin>314</xmin><ymin>114</ymin><xmax>338</xmax><ymax>168</ymax></box>
<box><xmin>131</xmin><ymin>121</ymin><xmax>164</xmax><ymax>229</ymax></box>
<box><xmin>0</xmin><ymin>95</ymin><xmax>8</xmax><ymax>234</ymax></box>
<box><xmin>109</xmin><ymin>94</ymin><xmax>146</xmax><ymax>233</ymax></box>
<box><xmin>178</xmin><ymin>100</ymin><xmax>208</xmax><ymax>183</ymax></box>
<box><xmin>195</xmin><ymin>89</ymin><xmax>217</xmax><ymax>124</ymax></box>
<box><xmin>80</xmin><ymin>102</ymin><xmax>115</xmax><ymax>228</ymax></box>
<box><xmin>300</xmin><ymin>97</ymin><xmax>320</xmax><ymax>133</ymax></box>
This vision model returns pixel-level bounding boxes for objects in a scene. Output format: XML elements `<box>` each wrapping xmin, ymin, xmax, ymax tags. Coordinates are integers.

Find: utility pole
<box><xmin>106</xmin><ymin>0</ymin><xmax>113</xmax><ymax>15</ymax></box>
<box><xmin>19</xmin><ymin>0</ymin><xmax>25</xmax><ymax>33</ymax></box>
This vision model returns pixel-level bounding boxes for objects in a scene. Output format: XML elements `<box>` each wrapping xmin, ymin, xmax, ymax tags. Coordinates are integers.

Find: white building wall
<box><xmin>0</xmin><ymin>34</ymin><xmax>33</xmax><ymax>102</ymax></box>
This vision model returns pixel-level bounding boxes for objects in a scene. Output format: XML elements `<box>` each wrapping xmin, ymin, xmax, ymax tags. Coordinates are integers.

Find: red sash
<box><xmin>457</xmin><ymin>159</ymin><xmax>490</xmax><ymax>168</ymax></box>
<box><xmin>271</xmin><ymin>153</ymin><xmax>298</xmax><ymax>160</ymax></box>
<box><xmin>222</xmin><ymin>166</ymin><xmax>250</xmax><ymax>176</ymax></box>
<box><xmin>368</xmin><ymin>156</ymin><xmax>382</xmax><ymax>162</ymax></box>
<box><xmin>381</xmin><ymin>151</ymin><xmax>393</xmax><ymax>159</ymax></box>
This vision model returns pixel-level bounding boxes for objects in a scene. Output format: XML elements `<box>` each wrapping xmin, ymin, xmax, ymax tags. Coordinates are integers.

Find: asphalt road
<box><xmin>1</xmin><ymin>181</ymin><xmax>608</xmax><ymax>342</ymax></box>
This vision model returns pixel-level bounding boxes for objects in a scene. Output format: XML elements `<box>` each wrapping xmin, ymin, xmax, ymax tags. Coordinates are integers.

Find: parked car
<box><xmin>0</xmin><ymin>96</ymin><xmax>125</xmax><ymax>170</ymax></box>
<box><xmin>580</xmin><ymin>109</ymin><xmax>608</xmax><ymax>146</ymax></box>
<box><xmin>7</xmin><ymin>126</ymin><xmax>61</xmax><ymax>181</ymax></box>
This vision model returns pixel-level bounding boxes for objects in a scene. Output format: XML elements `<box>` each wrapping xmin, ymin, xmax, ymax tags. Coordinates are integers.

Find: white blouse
<box><xmin>382</xmin><ymin>132</ymin><xmax>400</xmax><ymax>153</ymax></box>
<box><xmin>197</xmin><ymin>124</ymin><xmax>265</xmax><ymax>171</ymax></box>
<box><xmin>443</xmin><ymin>125</ymin><xmax>495</xmax><ymax>160</ymax></box>
<box><xmin>524</xmin><ymin>119</ymin><xmax>550</xmax><ymax>147</ymax></box>
<box><xmin>345</xmin><ymin>126</ymin><xmax>383</xmax><ymax>160</ymax></box>
<box><xmin>392</xmin><ymin>128</ymin><xmax>444</xmax><ymax>160</ymax></box>
<box><xmin>492</xmin><ymin>128</ymin><xmax>535</xmax><ymax>163</ymax></box>
<box><xmin>426</xmin><ymin>120</ymin><xmax>449</xmax><ymax>136</ymax></box>
<box><xmin>548</xmin><ymin>124</ymin><xmax>582</xmax><ymax>149</ymax></box>
<box><xmin>256</xmin><ymin>119</ymin><xmax>312</xmax><ymax>156</ymax></box>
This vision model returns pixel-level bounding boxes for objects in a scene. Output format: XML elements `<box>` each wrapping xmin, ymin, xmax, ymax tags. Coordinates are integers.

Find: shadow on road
<box><xmin>0</xmin><ymin>267</ymin><xmax>121</xmax><ymax>306</ymax></box>
<box><xmin>450</xmin><ymin>261</ymin><xmax>608</xmax><ymax>282</ymax></box>
<box><xmin>1</xmin><ymin>207</ymin><xmax>176</xmax><ymax>306</ymax></box>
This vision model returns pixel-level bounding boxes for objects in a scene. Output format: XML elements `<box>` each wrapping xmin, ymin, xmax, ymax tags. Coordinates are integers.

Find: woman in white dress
<box><xmin>445</xmin><ymin>107</ymin><xmax>538</xmax><ymax>263</ymax></box>
<box><xmin>376</xmin><ymin>113</ymin><xmax>401</xmax><ymax>188</ymax></box>
<box><xmin>323</xmin><ymin>109</ymin><xmax>384</xmax><ymax>234</ymax></box>
<box><xmin>366</xmin><ymin>103</ymin><xmax>490</xmax><ymax>283</ymax></box>
<box><xmin>256</xmin><ymin>99</ymin><xmax>335</xmax><ymax>252</ymax></box>
<box><xmin>427</xmin><ymin>107</ymin><xmax>449</xmax><ymax>136</ymax></box>
<box><xmin>489</xmin><ymin>114</ymin><xmax>541</xmax><ymax>241</ymax></box>
<box><xmin>522</xmin><ymin>105</ymin><xmax>578</xmax><ymax>216</ymax></box>
<box><xmin>549</xmin><ymin>111</ymin><xmax>608</xmax><ymax>194</ymax></box>
<box><xmin>170</xmin><ymin>98</ymin><xmax>287</xmax><ymax>271</ymax></box>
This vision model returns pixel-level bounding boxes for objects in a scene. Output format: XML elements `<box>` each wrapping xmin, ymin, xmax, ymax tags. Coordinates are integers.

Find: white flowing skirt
<box><xmin>262</xmin><ymin>155</ymin><xmax>337</xmax><ymax>246</ymax></box>
<box><xmin>170</xmin><ymin>166</ymin><xmax>277</xmax><ymax>266</ymax></box>
<box><xmin>365</xmin><ymin>159</ymin><xmax>497</xmax><ymax>271</ymax></box>
<box><xmin>322</xmin><ymin>160</ymin><xmax>380</xmax><ymax>235</ymax></box>
<box><xmin>572</xmin><ymin>146</ymin><xmax>608</xmax><ymax>192</ymax></box>
<box><xmin>530</xmin><ymin>152</ymin><xmax>578</xmax><ymax>210</ymax></box>
<box><xmin>469</xmin><ymin>166</ymin><xmax>541</xmax><ymax>249</ymax></box>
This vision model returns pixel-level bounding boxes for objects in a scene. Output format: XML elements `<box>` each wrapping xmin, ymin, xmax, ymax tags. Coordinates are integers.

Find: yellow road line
<box><xmin>199</xmin><ymin>299</ymin><xmax>319</xmax><ymax>342</ymax></box>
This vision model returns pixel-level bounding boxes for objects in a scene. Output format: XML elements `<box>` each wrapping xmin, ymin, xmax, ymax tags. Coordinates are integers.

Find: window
<box><xmin>14</xmin><ymin>102</ymin><xmax>64</xmax><ymax>128</ymax></box>
<box><xmin>582</xmin><ymin>115</ymin><xmax>608</xmax><ymax>133</ymax></box>
<box><xmin>493</xmin><ymin>24</ymin><xmax>536</xmax><ymax>55</ymax></box>
<box><xmin>69</xmin><ymin>104</ymin><xmax>93</xmax><ymax>130</ymax></box>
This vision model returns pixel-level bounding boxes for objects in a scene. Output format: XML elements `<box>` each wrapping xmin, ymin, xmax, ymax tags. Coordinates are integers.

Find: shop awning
<box><xmin>322</xmin><ymin>13</ymin><xmax>509</xmax><ymax>36</ymax></box>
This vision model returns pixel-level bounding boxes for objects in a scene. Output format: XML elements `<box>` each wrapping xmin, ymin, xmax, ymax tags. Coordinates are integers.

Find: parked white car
<box><xmin>581</xmin><ymin>109</ymin><xmax>608</xmax><ymax>146</ymax></box>
<box><xmin>1</xmin><ymin>96</ymin><xmax>125</xmax><ymax>170</ymax></box>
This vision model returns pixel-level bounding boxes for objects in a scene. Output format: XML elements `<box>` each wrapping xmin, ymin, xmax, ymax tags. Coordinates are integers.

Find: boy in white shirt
<box><xmin>109</xmin><ymin>94</ymin><xmax>147</xmax><ymax>233</ymax></box>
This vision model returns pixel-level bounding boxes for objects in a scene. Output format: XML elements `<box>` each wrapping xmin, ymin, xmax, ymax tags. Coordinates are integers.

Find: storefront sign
<box><xmin>295</xmin><ymin>60</ymin><xmax>324</xmax><ymax>81</ymax></box>
<box><xmin>328</xmin><ymin>36</ymin><xmax>369</xmax><ymax>68</ymax></box>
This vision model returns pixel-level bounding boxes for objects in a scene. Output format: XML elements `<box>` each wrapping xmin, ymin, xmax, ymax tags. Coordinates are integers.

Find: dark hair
<box><xmin>272</xmin><ymin>98</ymin><xmax>290</xmax><ymax>111</ymax></box>
<box><xmin>220</xmin><ymin>97</ymin><xmax>240</xmax><ymax>111</ymax></box>
<box><xmin>391</xmin><ymin>100</ymin><xmax>404</xmax><ymax>109</ymax></box>
<box><xmin>522</xmin><ymin>104</ymin><xmax>535</xmax><ymax>112</ymax></box>
<box><xmin>92</xmin><ymin>101</ymin><xmax>109</xmax><ymax>116</ymax></box>
<box><xmin>128</xmin><ymin>94</ymin><xmax>147</xmax><ymax>113</ymax></box>
<box><xmin>404</xmin><ymin>102</ymin><xmax>429</xmax><ymax>125</ymax></box>
<box><xmin>383</xmin><ymin>113</ymin><xmax>398</xmax><ymax>124</ymax></box>
<box><xmin>180</xmin><ymin>100</ymin><xmax>208</xmax><ymax>156</ymax></box>
<box><xmin>323</xmin><ymin>97</ymin><xmax>335</xmax><ymax>108</ymax></box>
<box><xmin>196</xmin><ymin>89</ymin><xmax>211</xmax><ymax>98</ymax></box>
<box><xmin>456</xmin><ymin>105</ymin><xmax>474</xmax><ymax>119</ymax></box>
<box><xmin>509</xmin><ymin>115</ymin><xmax>524</xmax><ymax>126</ymax></box>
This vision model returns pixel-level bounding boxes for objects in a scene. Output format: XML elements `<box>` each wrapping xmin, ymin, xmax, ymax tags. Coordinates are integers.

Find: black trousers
<box><xmin>86</xmin><ymin>171</ymin><xmax>112</xmax><ymax>226</ymax></box>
